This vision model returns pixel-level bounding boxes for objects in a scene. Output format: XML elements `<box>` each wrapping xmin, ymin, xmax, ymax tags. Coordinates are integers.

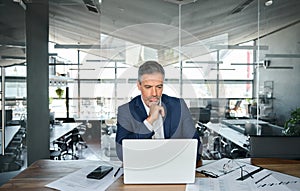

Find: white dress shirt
<box><xmin>141</xmin><ymin>97</ymin><xmax>165</xmax><ymax>139</ymax></box>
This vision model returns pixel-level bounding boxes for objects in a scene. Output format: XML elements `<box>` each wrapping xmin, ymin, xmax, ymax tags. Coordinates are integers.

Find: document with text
<box><xmin>46</xmin><ymin>162</ymin><xmax>123</xmax><ymax>191</ymax></box>
<box><xmin>190</xmin><ymin>158</ymin><xmax>300</xmax><ymax>191</ymax></box>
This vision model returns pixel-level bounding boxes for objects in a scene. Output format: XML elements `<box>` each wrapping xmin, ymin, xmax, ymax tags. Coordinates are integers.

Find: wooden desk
<box><xmin>1</xmin><ymin>158</ymin><xmax>299</xmax><ymax>191</ymax></box>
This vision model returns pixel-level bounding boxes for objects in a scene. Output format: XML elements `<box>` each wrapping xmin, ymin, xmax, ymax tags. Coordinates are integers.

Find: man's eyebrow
<box><xmin>143</xmin><ymin>84</ymin><xmax>163</xmax><ymax>88</ymax></box>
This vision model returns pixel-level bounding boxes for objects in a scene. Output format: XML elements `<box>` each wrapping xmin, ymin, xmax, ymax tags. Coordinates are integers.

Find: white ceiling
<box><xmin>0</xmin><ymin>0</ymin><xmax>300</xmax><ymax>66</ymax></box>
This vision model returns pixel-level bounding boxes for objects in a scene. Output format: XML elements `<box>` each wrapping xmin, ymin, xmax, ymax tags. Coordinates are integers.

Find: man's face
<box><xmin>137</xmin><ymin>72</ymin><xmax>164</xmax><ymax>107</ymax></box>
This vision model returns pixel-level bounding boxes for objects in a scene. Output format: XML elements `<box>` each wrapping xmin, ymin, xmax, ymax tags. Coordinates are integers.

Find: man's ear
<box><xmin>137</xmin><ymin>81</ymin><xmax>141</xmax><ymax>90</ymax></box>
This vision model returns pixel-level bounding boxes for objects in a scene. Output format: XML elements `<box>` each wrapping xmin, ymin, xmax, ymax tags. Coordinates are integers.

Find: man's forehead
<box><xmin>140</xmin><ymin>73</ymin><xmax>164</xmax><ymax>82</ymax></box>
<box><xmin>141</xmin><ymin>79</ymin><xmax>163</xmax><ymax>85</ymax></box>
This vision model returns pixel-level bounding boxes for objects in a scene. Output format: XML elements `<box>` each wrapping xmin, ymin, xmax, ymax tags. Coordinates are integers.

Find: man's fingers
<box><xmin>149</xmin><ymin>104</ymin><xmax>165</xmax><ymax>118</ymax></box>
<box><xmin>159</xmin><ymin>107</ymin><xmax>165</xmax><ymax>117</ymax></box>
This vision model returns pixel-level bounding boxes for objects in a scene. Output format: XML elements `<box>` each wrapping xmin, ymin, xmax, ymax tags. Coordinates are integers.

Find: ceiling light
<box><xmin>13</xmin><ymin>0</ymin><xmax>26</xmax><ymax>10</ymax></box>
<box><xmin>210</xmin><ymin>45</ymin><xmax>269</xmax><ymax>50</ymax></box>
<box><xmin>82</xmin><ymin>0</ymin><xmax>100</xmax><ymax>14</ymax></box>
<box><xmin>265</xmin><ymin>0</ymin><xmax>273</xmax><ymax>6</ymax></box>
<box><xmin>185</xmin><ymin>61</ymin><xmax>223</xmax><ymax>64</ymax></box>
<box><xmin>265</xmin><ymin>54</ymin><xmax>300</xmax><ymax>58</ymax></box>
<box><xmin>230</xmin><ymin>0</ymin><xmax>255</xmax><ymax>15</ymax></box>
<box><xmin>211</xmin><ymin>68</ymin><xmax>235</xmax><ymax>71</ymax></box>
<box><xmin>164</xmin><ymin>0</ymin><xmax>197</xmax><ymax>5</ymax></box>
<box><xmin>69</xmin><ymin>68</ymin><xmax>95</xmax><ymax>71</ymax></box>
<box><xmin>0</xmin><ymin>56</ymin><xmax>25</xmax><ymax>60</ymax></box>
<box><xmin>231</xmin><ymin>62</ymin><xmax>263</xmax><ymax>66</ymax></box>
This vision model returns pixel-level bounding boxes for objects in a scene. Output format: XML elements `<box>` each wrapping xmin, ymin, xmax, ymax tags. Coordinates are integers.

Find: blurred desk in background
<box><xmin>206</xmin><ymin>123</ymin><xmax>249</xmax><ymax>152</ymax></box>
<box><xmin>0</xmin><ymin>125</ymin><xmax>20</xmax><ymax>154</ymax></box>
<box><xmin>50</xmin><ymin>122</ymin><xmax>82</xmax><ymax>143</ymax></box>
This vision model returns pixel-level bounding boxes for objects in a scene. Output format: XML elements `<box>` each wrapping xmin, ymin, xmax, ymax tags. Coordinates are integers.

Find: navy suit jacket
<box><xmin>115</xmin><ymin>94</ymin><xmax>201</xmax><ymax>161</ymax></box>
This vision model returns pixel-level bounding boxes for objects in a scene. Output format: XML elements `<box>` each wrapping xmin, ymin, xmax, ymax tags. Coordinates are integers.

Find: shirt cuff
<box><xmin>143</xmin><ymin>119</ymin><xmax>154</xmax><ymax>132</ymax></box>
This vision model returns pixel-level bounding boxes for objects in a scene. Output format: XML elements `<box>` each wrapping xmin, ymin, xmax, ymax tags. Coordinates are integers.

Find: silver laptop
<box><xmin>122</xmin><ymin>139</ymin><xmax>197</xmax><ymax>184</ymax></box>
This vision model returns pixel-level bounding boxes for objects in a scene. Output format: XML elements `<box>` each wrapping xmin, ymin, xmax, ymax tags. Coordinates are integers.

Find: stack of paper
<box><xmin>187</xmin><ymin>158</ymin><xmax>300</xmax><ymax>191</ymax></box>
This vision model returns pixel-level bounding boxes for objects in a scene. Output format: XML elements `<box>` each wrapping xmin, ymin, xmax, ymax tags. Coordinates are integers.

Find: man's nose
<box><xmin>151</xmin><ymin>87</ymin><xmax>157</xmax><ymax>96</ymax></box>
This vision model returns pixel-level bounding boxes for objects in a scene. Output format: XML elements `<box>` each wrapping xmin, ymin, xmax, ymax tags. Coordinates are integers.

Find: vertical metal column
<box><xmin>180</xmin><ymin>61</ymin><xmax>183</xmax><ymax>97</ymax></box>
<box><xmin>178</xmin><ymin>4</ymin><xmax>183</xmax><ymax>97</ymax></box>
<box><xmin>1</xmin><ymin>67</ymin><xmax>5</xmax><ymax>155</ymax></box>
<box><xmin>114</xmin><ymin>61</ymin><xmax>117</xmax><ymax>115</ymax></box>
<box><xmin>216</xmin><ymin>50</ymin><xmax>220</xmax><ymax>98</ymax></box>
<box><xmin>77</xmin><ymin>50</ymin><xmax>81</xmax><ymax>118</ymax></box>
<box><xmin>66</xmin><ymin>87</ymin><xmax>69</xmax><ymax>119</ymax></box>
<box><xmin>26</xmin><ymin>0</ymin><xmax>49</xmax><ymax>165</ymax></box>
<box><xmin>256</xmin><ymin>0</ymin><xmax>261</xmax><ymax>134</ymax></box>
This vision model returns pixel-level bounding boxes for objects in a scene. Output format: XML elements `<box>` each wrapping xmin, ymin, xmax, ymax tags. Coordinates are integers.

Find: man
<box><xmin>115</xmin><ymin>60</ymin><xmax>201</xmax><ymax>161</ymax></box>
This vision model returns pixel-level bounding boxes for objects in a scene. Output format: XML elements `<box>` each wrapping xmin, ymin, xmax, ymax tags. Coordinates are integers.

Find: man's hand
<box><xmin>146</xmin><ymin>102</ymin><xmax>165</xmax><ymax>125</ymax></box>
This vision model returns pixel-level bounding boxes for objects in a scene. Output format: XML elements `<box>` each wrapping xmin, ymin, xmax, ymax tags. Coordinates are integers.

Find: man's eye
<box><xmin>157</xmin><ymin>85</ymin><xmax>163</xmax><ymax>89</ymax></box>
<box><xmin>144</xmin><ymin>86</ymin><xmax>152</xmax><ymax>89</ymax></box>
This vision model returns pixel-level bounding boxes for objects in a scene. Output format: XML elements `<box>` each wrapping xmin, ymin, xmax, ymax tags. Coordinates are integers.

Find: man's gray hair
<box><xmin>138</xmin><ymin>61</ymin><xmax>165</xmax><ymax>82</ymax></box>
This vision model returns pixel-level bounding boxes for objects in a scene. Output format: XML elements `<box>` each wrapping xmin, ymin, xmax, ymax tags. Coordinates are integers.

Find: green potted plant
<box><xmin>55</xmin><ymin>87</ymin><xmax>64</xmax><ymax>99</ymax></box>
<box><xmin>284</xmin><ymin>108</ymin><xmax>300</xmax><ymax>136</ymax></box>
<box><xmin>49</xmin><ymin>97</ymin><xmax>53</xmax><ymax>104</ymax></box>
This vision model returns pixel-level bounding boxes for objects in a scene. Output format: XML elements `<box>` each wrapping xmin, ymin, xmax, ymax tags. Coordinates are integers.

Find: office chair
<box><xmin>68</xmin><ymin>129</ymin><xmax>81</xmax><ymax>159</ymax></box>
<box><xmin>196</xmin><ymin>107</ymin><xmax>215</xmax><ymax>159</ymax></box>
<box><xmin>50</xmin><ymin>150</ymin><xmax>62</xmax><ymax>160</ymax></box>
<box><xmin>199</xmin><ymin>107</ymin><xmax>211</xmax><ymax>123</ymax></box>
<box><xmin>196</xmin><ymin>107</ymin><xmax>211</xmax><ymax>136</ymax></box>
<box><xmin>101</xmin><ymin>118</ymin><xmax>117</xmax><ymax>158</ymax></box>
<box><xmin>76</xmin><ymin>125</ymin><xmax>88</xmax><ymax>149</ymax></box>
<box><xmin>52</xmin><ymin>135</ymin><xmax>78</xmax><ymax>160</ymax></box>
<box><xmin>5</xmin><ymin>131</ymin><xmax>26</xmax><ymax>166</ymax></box>
<box><xmin>66</xmin><ymin>127</ymin><xmax>88</xmax><ymax>159</ymax></box>
<box><xmin>0</xmin><ymin>153</ymin><xmax>22</xmax><ymax>172</ymax></box>
<box><xmin>51</xmin><ymin>127</ymin><xmax>87</xmax><ymax>160</ymax></box>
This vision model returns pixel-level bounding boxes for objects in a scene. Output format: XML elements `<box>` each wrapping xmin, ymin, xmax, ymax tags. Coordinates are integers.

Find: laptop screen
<box><xmin>122</xmin><ymin>139</ymin><xmax>197</xmax><ymax>184</ymax></box>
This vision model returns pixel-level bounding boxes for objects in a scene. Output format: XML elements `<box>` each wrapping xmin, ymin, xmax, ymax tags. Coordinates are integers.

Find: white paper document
<box><xmin>189</xmin><ymin>158</ymin><xmax>300</xmax><ymax>191</ymax></box>
<box><xmin>196</xmin><ymin>158</ymin><xmax>260</xmax><ymax>178</ymax></box>
<box><xmin>46</xmin><ymin>162</ymin><xmax>123</xmax><ymax>191</ymax></box>
<box><xmin>186</xmin><ymin>178</ymin><xmax>254</xmax><ymax>191</ymax></box>
<box><xmin>187</xmin><ymin>171</ymin><xmax>300</xmax><ymax>191</ymax></box>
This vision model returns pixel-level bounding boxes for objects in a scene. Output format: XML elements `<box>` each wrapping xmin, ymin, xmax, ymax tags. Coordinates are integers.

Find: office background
<box><xmin>0</xmin><ymin>0</ymin><xmax>299</xmax><ymax>170</ymax></box>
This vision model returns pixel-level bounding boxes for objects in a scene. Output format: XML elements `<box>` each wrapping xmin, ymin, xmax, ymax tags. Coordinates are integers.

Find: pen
<box><xmin>113</xmin><ymin>167</ymin><xmax>121</xmax><ymax>177</ymax></box>
<box><xmin>255</xmin><ymin>173</ymin><xmax>272</xmax><ymax>184</ymax></box>
<box><xmin>236</xmin><ymin>167</ymin><xmax>263</xmax><ymax>181</ymax></box>
<box><xmin>225</xmin><ymin>165</ymin><xmax>246</xmax><ymax>175</ymax></box>
<box><xmin>199</xmin><ymin>170</ymin><xmax>219</xmax><ymax>178</ymax></box>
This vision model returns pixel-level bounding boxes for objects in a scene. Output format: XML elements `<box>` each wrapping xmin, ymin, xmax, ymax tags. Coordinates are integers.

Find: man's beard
<box><xmin>147</xmin><ymin>96</ymin><xmax>160</xmax><ymax>105</ymax></box>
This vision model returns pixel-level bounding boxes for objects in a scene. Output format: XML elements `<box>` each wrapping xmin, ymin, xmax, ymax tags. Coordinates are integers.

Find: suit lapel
<box><xmin>134</xmin><ymin>96</ymin><xmax>148</xmax><ymax>121</ymax></box>
<box><xmin>162</xmin><ymin>95</ymin><xmax>171</xmax><ymax>138</ymax></box>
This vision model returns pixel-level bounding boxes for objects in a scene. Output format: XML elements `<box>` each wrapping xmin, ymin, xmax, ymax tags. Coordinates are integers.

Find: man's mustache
<box><xmin>148</xmin><ymin>96</ymin><xmax>160</xmax><ymax>101</ymax></box>
<box><xmin>148</xmin><ymin>96</ymin><xmax>160</xmax><ymax>104</ymax></box>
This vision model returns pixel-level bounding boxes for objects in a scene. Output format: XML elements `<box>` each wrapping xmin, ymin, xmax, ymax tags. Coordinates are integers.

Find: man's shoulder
<box><xmin>162</xmin><ymin>94</ymin><xmax>180</xmax><ymax>103</ymax></box>
<box><xmin>162</xmin><ymin>94</ymin><xmax>188</xmax><ymax>110</ymax></box>
<box><xmin>118</xmin><ymin>95</ymin><xmax>141</xmax><ymax>109</ymax></box>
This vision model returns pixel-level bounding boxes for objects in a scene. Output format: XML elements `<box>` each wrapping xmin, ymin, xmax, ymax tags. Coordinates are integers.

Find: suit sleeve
<box><xmin>180</xmin><ymin>99</ymin><xmax>202</xmax><ymax>161</ymax></box>
<box><xmin>115</xmin><ymin>104</ymin><xmax>154</xmax><ymax>161</ymax></box>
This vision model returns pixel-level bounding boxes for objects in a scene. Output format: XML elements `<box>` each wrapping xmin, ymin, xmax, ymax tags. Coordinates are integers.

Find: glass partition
<box><xmin>2</xmin><ymin>0</ymin><xmax>299</xmax><ymax>159</ymax></box>
<box><xmin>47</xmin><ymin>1</ymin><xmax>261</xmax><ymax>160</ymax></box>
